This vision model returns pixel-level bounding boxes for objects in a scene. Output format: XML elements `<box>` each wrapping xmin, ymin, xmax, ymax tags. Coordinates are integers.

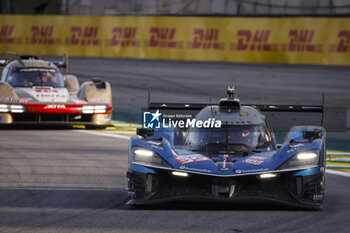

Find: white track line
<box><xmin>326</xmin><ymin>169</ymin><xmax>350</xmax><ymax>178</ymax></box>
<box><xmin>77</xmin><ymin>130</ymin><xmax>350</xmax><ymax>178</ymax></box>
<box><xmin>327</xmin><ymin>152</ymin><xmax>350</xmax><ymax>156</ymax></box>
<box><xmin>328</xmin><ymin>158</ymin><xmax>350</xmax><ymax>161</ymax></box>
<box><xmin>76</xmin><ymin>130</ymin><xmax>131</xmax><ymax>140</ymax></box>
<box><xmin>326</xmin><ymin>165</ymin><xmax>350</xmax><ymax>169</ymax></box>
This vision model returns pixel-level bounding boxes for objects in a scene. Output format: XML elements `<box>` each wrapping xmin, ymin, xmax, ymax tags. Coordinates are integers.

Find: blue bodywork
<box><xmin>127</xmin><ymin>104</ymin><xmax>326</xmax><ymax>209</ymax></box>
<box><xmin>129</xmin><ymin>126</ymin><xmax>325</xmax><ymax>177</ymax></box>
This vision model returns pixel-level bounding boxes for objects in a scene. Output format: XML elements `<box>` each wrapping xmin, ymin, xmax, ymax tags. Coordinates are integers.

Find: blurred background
<box><xmin>1</xmin><ymin>0</ymin><xmax>350</xmax><ymax>16</ymax></box>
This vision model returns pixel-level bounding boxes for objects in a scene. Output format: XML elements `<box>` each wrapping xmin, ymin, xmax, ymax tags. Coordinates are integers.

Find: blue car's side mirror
<box><xmin>136</xmin><ymin>128</ymin><xmax>154</xmax><ymax>138</ymax></box>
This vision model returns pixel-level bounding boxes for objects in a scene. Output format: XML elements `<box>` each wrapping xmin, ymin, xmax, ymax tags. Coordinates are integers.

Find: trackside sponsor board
<box><xmin>1</xmin><ymin>15</ymin><xmax>350</xmax><ymax>65</ymax></box>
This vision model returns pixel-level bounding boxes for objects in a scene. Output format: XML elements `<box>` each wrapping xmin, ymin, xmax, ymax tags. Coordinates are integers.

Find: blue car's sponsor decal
<box><xmin>242</xmin><ymin>156</ymin><xmax>267</xmax><ymax>166</ymax></box>
<box><xmin>179</xmin><ymin>165</ymin><xmax>213</xmax><ymax>173</ymax></box>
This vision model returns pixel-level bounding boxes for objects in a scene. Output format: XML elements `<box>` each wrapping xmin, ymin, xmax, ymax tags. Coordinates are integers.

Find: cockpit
<box><xmin>7</xmin><ymin>67</ymin><xmax>65</xmax><ymax>88</ymax></box>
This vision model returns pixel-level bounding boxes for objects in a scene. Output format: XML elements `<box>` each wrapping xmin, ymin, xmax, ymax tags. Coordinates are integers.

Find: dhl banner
<box><xmin>0</xmin><ymin>15</ymin><xmax>350</xmax><ymax>65</ymax></box>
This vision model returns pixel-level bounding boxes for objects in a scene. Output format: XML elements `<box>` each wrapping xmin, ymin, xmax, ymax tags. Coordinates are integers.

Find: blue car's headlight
<box><xmin>279</xmin><ymin>149</ymin><xmax>320</xmax><ymax>170</ymax></box>
<box><xmin>131</xmin><ymin>147</ymin><xmax>172</xmax><ymax>168</ymax></box>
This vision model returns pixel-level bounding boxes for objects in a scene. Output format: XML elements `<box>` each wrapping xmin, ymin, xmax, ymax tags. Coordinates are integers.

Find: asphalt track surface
<box><xmin>1</xmin><ymin>58</ymin><xmax>350</xmax><ymax>232</ymax></box>
<box><xmin>67</xmin><ymin>57</ymin><xmax>350</xmax><ymax>130</ymax></box>
<box><xmin>1</xmin><ymin>130</ymin><xmax>350</xmax><ymax>233</ymax></box>
<box><xmin>67</xmin><ymin>57</ymin><xmax>350</xmax><ymax>112</ymax></box>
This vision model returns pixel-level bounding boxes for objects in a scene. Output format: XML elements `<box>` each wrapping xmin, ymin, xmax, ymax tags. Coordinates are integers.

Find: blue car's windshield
<box><xmin>185</xmin><ymin>123</ymin><xmax>271</xmax><ymax>150</ymax></box>
<box><xmin>7</xmin><ymin>67</ymin><xmax>64</xmax><ymax>88</ymax></box>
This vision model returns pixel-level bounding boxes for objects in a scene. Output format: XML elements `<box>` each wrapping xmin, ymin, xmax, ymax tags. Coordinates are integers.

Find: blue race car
<box><xmin>127</xmin><ymin>86</ymin><xmax>326</xmax><ymax>209</ymax></box>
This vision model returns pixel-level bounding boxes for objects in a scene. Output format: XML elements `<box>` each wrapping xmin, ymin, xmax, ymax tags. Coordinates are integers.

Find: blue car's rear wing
<box><xmin>148</xmin><ymin>102</ymin><xmax>323</xmax><ymax>112</ymax></box>
<box><xmin>147</xmin><ymin>101</ymin><xmax>345</xmax><ymax>132</ymax></box>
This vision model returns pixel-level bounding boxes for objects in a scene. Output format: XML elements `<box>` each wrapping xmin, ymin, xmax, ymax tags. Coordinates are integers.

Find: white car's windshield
<box><xmin>7</xmin><ymin>67</ymin><xmax>64</xmax><ymax>88</ymax></box>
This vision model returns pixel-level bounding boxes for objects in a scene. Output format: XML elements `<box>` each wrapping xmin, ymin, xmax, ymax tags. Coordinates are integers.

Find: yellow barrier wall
<box><xmin>0</xmin><ymin>15</ymin><xmax>349</xmax><ymax>65</ymax></box>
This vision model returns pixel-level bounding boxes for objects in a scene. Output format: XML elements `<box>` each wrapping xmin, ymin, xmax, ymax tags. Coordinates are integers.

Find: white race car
<box><xmin>0</xmin><ymin>52</ymin><xmax>113</xmax><ymax>128</ymax></box>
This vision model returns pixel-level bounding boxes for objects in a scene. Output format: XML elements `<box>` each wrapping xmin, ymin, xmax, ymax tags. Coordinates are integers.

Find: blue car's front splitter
<box><xmin>126</xmin><ymin>166</ymin><xmax>324</xmax><ymax>210</ymax></box>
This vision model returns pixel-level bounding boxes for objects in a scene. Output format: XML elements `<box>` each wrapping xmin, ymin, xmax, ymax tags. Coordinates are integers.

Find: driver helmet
<box><xmin>41</xmin><ymin>71</ymin><xmax>57</xmax><ymax>85</ymax></box>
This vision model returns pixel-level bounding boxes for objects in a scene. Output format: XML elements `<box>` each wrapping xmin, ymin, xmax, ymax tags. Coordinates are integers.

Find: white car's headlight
<box><xmin>0</xmin><ymin>104</ymin><xmax>9</xmax><ymax>112</ymax></box>
<box><xmin>10</xmin><ymin>105</ymin><xmax>25</xmax><ymax>113</ymax></box>
<box><xmin>0</xmin><ymin>104</ymin><xmax>25</xmax><ymax>113</ymax></box>
<box><xmin>81</xmin><ymin>105</ymin><xmax>108</xmax><ymax>114</ymax></box>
